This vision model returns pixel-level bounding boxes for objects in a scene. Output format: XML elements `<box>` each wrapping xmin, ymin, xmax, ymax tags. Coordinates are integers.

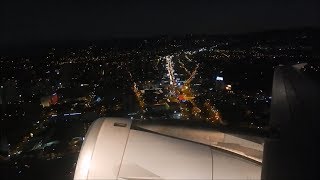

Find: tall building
<box><xmin>0</xmin><ymin>85</ymin><xmax>3</xmax><ymax>105</ymax></box>
<box><xmin>215</xmin><ymin>76</ymin><xmax>225</xmax><ymax>91</ymax></box>
<box><xmin>3</xmin><ymin>79</ymin><xmax>19</xmax><ymax>104</ymax></box>
<box><xmin>0</xmin><ymin>128</ymin><xmax>9</xmax><ymax>158</ymax></box>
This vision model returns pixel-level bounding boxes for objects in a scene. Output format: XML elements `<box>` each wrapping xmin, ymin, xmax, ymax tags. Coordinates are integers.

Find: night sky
<box><xmin>0</xmin><ymin>0</ymin><xmax>319</xmax><ymax>48</ymax></box>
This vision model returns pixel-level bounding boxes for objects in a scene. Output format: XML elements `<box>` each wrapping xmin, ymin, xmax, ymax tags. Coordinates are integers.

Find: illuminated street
<box><xmin>133</xmin><ymin>53</ymin><xmax>223</xmax><ymax>123</ymax></box>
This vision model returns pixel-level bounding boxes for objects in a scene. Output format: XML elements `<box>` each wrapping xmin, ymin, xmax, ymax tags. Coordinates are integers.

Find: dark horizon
<box><xmin>1</xmin><ymin>0</ymin><xmax>319</xmax><ymax>51</ymax></box>
<box><xmin>1</xmin><ymin>26</ymin><xmax>319</xmax><ymax>57</ymax></box>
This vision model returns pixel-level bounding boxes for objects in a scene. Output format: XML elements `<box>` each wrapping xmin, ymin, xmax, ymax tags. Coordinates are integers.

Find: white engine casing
<box><xmin>74</xmin><ymin>118</ymin><xmax>261</xmax><ymax>180</ymax></box>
